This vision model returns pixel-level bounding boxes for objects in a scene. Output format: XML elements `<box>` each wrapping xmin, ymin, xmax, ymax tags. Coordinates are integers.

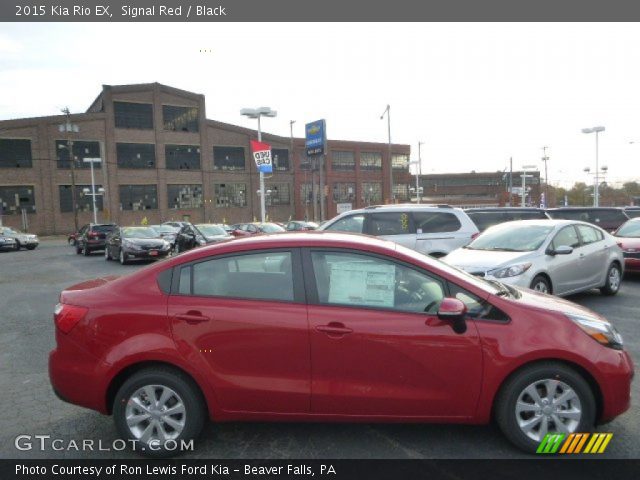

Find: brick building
<box><xmin>0</xmin><ymin>83</ymin><xmax>410</xmax><ymax>235</ymax></box>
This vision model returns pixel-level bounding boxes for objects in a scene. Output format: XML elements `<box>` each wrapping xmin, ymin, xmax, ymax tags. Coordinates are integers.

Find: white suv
<box><xmin>318</xmin><ymin>204</ymin><xmax>479</xmax><ymax>257</ymax></box>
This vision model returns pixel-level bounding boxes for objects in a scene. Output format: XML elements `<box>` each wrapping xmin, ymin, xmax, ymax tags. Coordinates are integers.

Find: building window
<box><xmin>272</xmin><ymin>149</ymin><xmax>289</xmax><ymax>171</ymax></box>
<box><xmin>0</xmin><ymin>185</ymin><xmax>36</xmax><ymax>214</ymax></box>
<box><xmin>116</xmin><ymin>143</ymin><xmax>156</xmax><ymax>169</ymax></box>
<box><xmin>393</xmin><ymin>183</ymin><xmax>410</xmax><ymax>201</ymax></box>
<box><xmin>55</xmin><ymin>140</ymin><xmax>101</xmax><ymax>169</ymax></box>
<box><xmin>331</xmin><ymin>151</ymin><xmax>355</xmax><ymax>171</ymax></box>
<box><xmin>266</xmin><ymin>183</ymin><xmax>290</xmax><ymax>205</ymax></box>
<box><xmin>165</xmin><ymin>145</ymin><xmax>200</xmax><ymax>170</ymax></box>
<box><xmin>392</xmin><ymin>153</ymin><xmax>410</xmax><ymax>171</ymax></box>
<box><xmin>163</xmin><ymin>105</ymin><xmax>199</xmax><ymax>133</ymax></box>
<box><xmin>214</xmin><ymin>183</ymin><xmax>246</xmax><ymax>208</ymax></box>
<box><xmin>0</xmin><ymin>139</ymin><xmax>32</xmax><ymax>168</ymax></box>
<box><xmin>168</xmin><ymin>184</ymin><xmax>203</xmax><ymax>210</ymax></box>
<box><xmin>213</xmin><ymin>146</ymin><xmax>245</xmax><ymax>171</ymax></box>
<box><xmin>299</xmin><ymin>153</ymin><xmax>312</xmax><ymax>171</ymax></box>
<box><xmin>361</xmin><ymin>182</ymin><xmax>382</xmax><ymax>205</ymax></box>
<box><xmin>301</xmin><ymin>183</ymin><xmax>319</xmax><ymax>205</ymax></box>
<box><xmin>360</xmin><ymin>152</ymin><xmax>382</xmax><ymax>171</ymax></box>
<box><xmin>114</xmin><ymin>101</ymin><xmax>153</xmax><ymax>130</ymax></box>
<box><xmin>59</xmin><ymin>185</ymin><xmax>103</xmax><ymax>213</ymax></box>
<box><xmin>333</xmin><ymin>182</ymin><xmax>356</xmax><ymax>203</ymax></box>
<box><xmin>119</xmin><ymin>184</ymin><xmax>158</xmax><ymax>211</ymax></box>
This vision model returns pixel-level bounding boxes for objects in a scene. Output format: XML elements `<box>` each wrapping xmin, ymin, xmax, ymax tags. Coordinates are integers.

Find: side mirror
<box><xmin>549</xmin><ymin>245</ymin><xmax>573</xmax><ymax>256</ymax></box>
<box><xmin>437</xmin><ymin>297</ymin><xmax>468</xmax><ymax>334</ymax></box>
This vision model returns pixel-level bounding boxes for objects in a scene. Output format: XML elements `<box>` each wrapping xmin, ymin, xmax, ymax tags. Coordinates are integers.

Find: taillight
<box><xmin>471</xmin><ymin>232</ymin><xmax>480</xmax><ymax>240</ymax></box>
<box><xmin>54</xmin><ymin>303</ymin><xmax>88</xmax><ymax>334</ymax></box>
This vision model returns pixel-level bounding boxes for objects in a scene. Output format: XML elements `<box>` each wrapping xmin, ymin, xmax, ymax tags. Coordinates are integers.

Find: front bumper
<box><xmin>596</xmin><ymin>348</ymin><xmax>634</xmax><ymax>422</ymax></box>
<box><xmin>124</xmin><ymin>248</ymin><xmax>170</xmax><ymax>259</ymax></box>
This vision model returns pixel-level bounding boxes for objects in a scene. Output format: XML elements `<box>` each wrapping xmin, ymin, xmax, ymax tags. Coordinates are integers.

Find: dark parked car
<box><xmin>465</xmin><ymin>207</ymin><xmax>549</xmax><ymax>232</ymax></box>
<box><xmin>105</xmin><ymin>226</ymin><xmax>171</xmax><ymax>265</ymax></box>
<box><xmin>195</xmin><ymin>224</ymin><xmax>231</xmax><ymax>243</ymax></box>
<box><xmin>75</xmin><ymin>223</ymin><xmax>118</xmax><ymax>255</ymax></box>
<box><xmin>285</xmin><ymin>220</ymin><xmax>319</xmax><ymax>231</ymax></box>
<box><xmin>49</xmin><ymin>233</ymin><xmax>633</xmax><ymax>457</ymax></box>
<box><xmin>174</xmin><ymin>224</ymin><xmax>207</xmax><ymax>253</ymax></box>
<box><xmin>546</xmin><ymin>207</ymin><xmax>629</xmax><ymax>233</ymax></box>
<box><xmin>150</xmin><ymin>224</ymin><xmax>180</xmax><ymax>248</ymax></box>
<box><xmin>623</xmin><ymin>207</ymin><xmax>640</xmax><ymax>219</ymax></box>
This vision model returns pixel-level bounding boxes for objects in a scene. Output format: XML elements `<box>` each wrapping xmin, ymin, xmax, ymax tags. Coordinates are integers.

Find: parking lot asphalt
<box><xmin>0</xmin><ymin>239</ymin><xmax>638</xmax><ymax>459</ymax></box>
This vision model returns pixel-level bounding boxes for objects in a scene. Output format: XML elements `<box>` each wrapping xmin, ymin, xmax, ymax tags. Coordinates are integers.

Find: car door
<box><xmin>168</xmin><ymin>249</ymin><xmax>311</xmax><ymax>414</ymax></box>
<box><xmin>365</xmin><ymin>211</ymin><xmax>416</xmax><ymax>249</ymax></box>
<box><xmin>575</xmin><ymin>224</ymin><xmax>608</xmax><ymax>287</ymax></box>
<box><xmin>547</xmin><ymin>225</ymin><xmax>584</xmax><ymax>294</ymax></box>
<box><xmin>304</xmin><ymin>249</ymin><xmax>483</xmax><ymax>418</ymax></box>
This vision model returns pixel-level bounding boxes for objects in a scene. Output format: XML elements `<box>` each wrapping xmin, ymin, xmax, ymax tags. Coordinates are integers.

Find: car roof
<box><xmin>466</xmin><ymin>207</ymin><xmax>546</xmax><ymax>212</ymax></box>
<box><xmin>486</xmin><ymin>219</ymin><xmax>599</xmax><ymax>228</ymax></box>
<box><xmin>546</xmin><ymin>207</ymin><xmax>625</xmax><ymax>211</ymax></box>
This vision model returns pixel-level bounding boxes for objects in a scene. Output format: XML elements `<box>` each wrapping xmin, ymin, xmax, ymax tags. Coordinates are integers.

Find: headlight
<box><xmin>489</xmin><ymin>262</ymin><xmax>532</xmax><ymax>278</ymax></box>
<box><xmin>567</xmin><ymin>313</ymin><xmax>624</xmax><ymax>350</ymax></box>
<box><xmin>162</xmin><ymin>240</ymin><xmax>170</xmax><ymax>249</ymax></box>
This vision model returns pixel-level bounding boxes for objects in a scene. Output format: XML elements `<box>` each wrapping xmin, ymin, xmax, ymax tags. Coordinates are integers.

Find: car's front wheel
<box><xmin>105</xmin><ymin>247</ymin><xmax>111</xmax><ymax>261</ymax></box>
<box><xmin>119</xmin><ymin>249</ymin><xmax>128</xmax><ymax>265</ymax></box>
<box><xmin>495</xmin><ymin>362</ymin><xmax>595</xmax><ymax>453</ymax></box>
<box><xmin>530</xmin><ymin>275</ymin><xmax>551</xmax><ymax>294</ymax></box>
<box><xmin>600</xmin><ymin>263</ymin><xmax>621</xmax><ymax>296</ymax></box>
<box><xmin>112</xmin><ymin>368</ymin><xmax>205</xmax><ymax>458</ymax></box>
<box><xmin>14</xmin><ymin>241</ymin><xmax>20</xmax><ymax>251</ymax></box>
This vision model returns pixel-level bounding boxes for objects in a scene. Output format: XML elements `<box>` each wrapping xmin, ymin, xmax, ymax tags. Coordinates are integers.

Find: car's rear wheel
<box><xmin>530</xmin><ymin>275</ymin><xmax>551</xmax><ymax>294</ymax></box>
<box><xmin>76</xmin><ymin>244</ymin><xmax>82</xmax><ymax>255</ymax></box>
<box><xmin>112</xmin><ymin>368</ymin><xmax>205</xmax><ymax>458</ymax></box>
<box><xmin>600</xmin><ymin>263</ymin><xmax>621</xmax><ymax>296</ymax></box>
<box><xmin>495</xmin><ymin>362</ymin><xmax>595</xmax><ymax>453</ymax></box>
<box><xmin>83</xmin><ymin>244</ymin><xmax>90</xmax><ymax>256</ymax></box>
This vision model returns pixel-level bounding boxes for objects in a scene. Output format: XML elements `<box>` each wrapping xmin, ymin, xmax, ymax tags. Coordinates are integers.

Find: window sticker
<box><xmin>328</xmin><ymin>261</ymin><xmax>395</xmax><ymax>307</ymax></box>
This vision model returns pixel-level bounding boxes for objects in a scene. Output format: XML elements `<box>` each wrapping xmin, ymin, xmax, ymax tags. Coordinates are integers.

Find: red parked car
<box><xmin>614</xmin><ymin>217</ymin><xmax>640</xmax><ymax>273</ymax></box>
<box><xmin>49</xmin><ymin>233</ymin><xmax>633</xmax><ymax>456</ymax></box>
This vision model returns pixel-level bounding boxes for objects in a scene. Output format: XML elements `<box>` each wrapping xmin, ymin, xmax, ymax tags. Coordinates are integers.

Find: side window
<box><xmin>189</xmin><ymin>251</ymin><xmax>294</xmax><ymax>301</ymax></box>
<box><xmin>577</xmin><ymin>225</ymin><xmax>602</xmax><ymax>245</ymax></box>
<box><xmin>311</xmin><ymin>251</ymin><xmax>445</xmax><ymax>314</ymax></box>
<box><xmin>552</xmin><ymin>226</ymin><xmax>580</xmax><ymax>249</ymax></box>
<box><xmin>324</xmin><ymin>214</ymin><xmax>365</xmax><ymax>233</ymax></box>
<box><xmin>368</xmin><ymin>212</ymin><xmax>412</xmax><ymax>236</ymax></box>
<box><xmin>448</xmin><ymin>283</ymin><xmax>509</xmax><ymax>322</ymax></box>
<box><xmin>413</xmin><ymin>211</ymin><xmax>462</xmax><ymax>233</ymax></box>
<box><xmin>178</xmin><ymin>266</ymin><xmax>191</xmax><ymax>294</ymax></box>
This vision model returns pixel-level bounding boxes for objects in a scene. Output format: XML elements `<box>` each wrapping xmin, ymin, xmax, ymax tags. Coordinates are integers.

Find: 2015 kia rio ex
<box><xmin>49</xmin><ymin>233</ymin><xmax>634</xmax><ymax>456</ymax></box>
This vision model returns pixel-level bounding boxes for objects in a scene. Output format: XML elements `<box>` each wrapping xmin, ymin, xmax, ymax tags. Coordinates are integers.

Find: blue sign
<box><xmin>305</xmin><ymin>119</ymin><xmax>326</xmax><ymax>156</ymax></box>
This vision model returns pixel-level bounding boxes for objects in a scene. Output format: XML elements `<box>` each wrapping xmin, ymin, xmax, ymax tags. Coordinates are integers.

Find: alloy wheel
<box><xmin>515</xmin><ymin>378</ymin><xmax>582</xmax><ymax>442</ymax></box>
<box><xmin>124</xmin><ymin>385</ymin><xmax>186</xmax><ymax>445</ymax></box>
<box><xmin>533</xmin><ymin>281</ymin><xmax>548</xmax><ymax>293</ymax></box>
<box><xmin>609</xmin><ymin>266</ymin><xmax>621</xmax><ymax>292</ymax></box>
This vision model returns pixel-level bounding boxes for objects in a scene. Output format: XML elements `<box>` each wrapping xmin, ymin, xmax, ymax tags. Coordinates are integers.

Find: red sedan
<box><xmin>615</xmin><ymin>218</ymin><xmax>640</xmax><ymax>273</ymax></box>
<box><xmin>49</xmin><ymin>233</ymin><xmax>633</xmax><ymax>456</ymax></box>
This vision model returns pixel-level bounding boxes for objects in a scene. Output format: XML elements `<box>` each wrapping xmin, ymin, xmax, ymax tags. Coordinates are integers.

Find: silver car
<box><xmin>443</xmin><ymin>219</ymin><xmax>624</xmax><ymax>296</ymax></box>
<box><xmin>0</xmin><ymin>226</ymin><xmax>39</xmax><ymax>250</ymax></box>
<box><xmin>318</xmin><ymin>204</ymin><xmax>479</xmax><ymax>257</ymax></box>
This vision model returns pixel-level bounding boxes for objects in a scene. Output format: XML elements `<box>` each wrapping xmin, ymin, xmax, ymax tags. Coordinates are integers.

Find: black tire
<box><xmin>83</xmin><ymin>244</ymin><xmax>90</xmax><ymax>256</ymax></box>
<box><xmin>26</xmin><ymin>245</ymin><xmax>36</xmax><ymax>250</ymax></box>
<box><xmin>119</xmin><ymin>248</ymin><xmax>128</xmax><ymax>265</ymax></box>
<box><xmin>14</xmin><ymin>241</ymin><xmax>20</xmax><ymax>251</ymax></box>
<box><xmin>112</xmin><ymin>367</ymin><xmax>206</xmax><ymax>458</ymax></box>
<box><xmin>76</xmin><ymin>244</ymin><xmax>82</xmax><ymax>255</ymax></box>
<box><xmin>104</xmin><ymin>247</ymin><xmax>111</xmax><ymax>261</ymax></box>
<box><xmin>495</xmin><ymin>362</ymin><xmax>595</xmax><ymax>453</ymax></box>
<box><xmin>529</xmin><ymin>275</ymin><xmax>551</xmax><ymax>294</ymax></box>
<box><xmin>600</xmin><ymin>263</ymin><xmax>622</xmax><ymax>296</ymax></box>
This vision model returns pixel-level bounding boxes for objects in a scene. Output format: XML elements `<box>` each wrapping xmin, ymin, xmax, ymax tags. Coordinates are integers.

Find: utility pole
<box><xmin>542</xmin><ymin>146</ymin><xmax>549</xmax><ymax>207</ymax></box>
<box><xmin>508</xmin><ymin>157</ymin><xmax>513</xmax><ymax>207</ymax></box>
<box><xmin>60</xmin><ymin>107</ymin><xmax>79</xmax><ymax>232</ymax></box>
<box><xmin>417</xmin><ymin>141</ymin><xmax>424</xmax><ymax>204</ymax></box>
<box><xmin>380</xmin><ymin>105</ymin><xmax>393</xmax><ymax>203</ymax></box>
<box><xmin>319</xmin><ymin>154</ymin><xmax>325</xmax><ymax>221</ymax></box>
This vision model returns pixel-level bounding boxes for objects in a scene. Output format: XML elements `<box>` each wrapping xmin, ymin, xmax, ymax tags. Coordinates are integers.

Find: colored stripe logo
<box><xmin>537</xmin><ymin>433</ymin><xmax>613</xmax><ymax>454</ymax></box>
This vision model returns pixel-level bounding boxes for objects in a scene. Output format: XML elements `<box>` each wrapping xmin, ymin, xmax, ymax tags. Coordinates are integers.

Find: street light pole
<box><xmin>582</xmin><ymin>126</ymin><xmax>605</xmax><ymax>207</ymax></box>
<box><xmin>521</xmin><ymin>164</ymin><xmax>537</xmax><ymax>207</ymax></box>
<box><xmin>60</xmin><ymin>108</ymin><xmax>79</xmax><ymax>231</ymax></box>
<box><xmin>241</xmin><ymin>107</ymin><xmax>277</xmax><ymax>223</ymax></box>
<box><xmin>83</xmin><ymin>158</ymin><xmax>101</xmax><ymax>223</ymax></box>
<box><xmin>541</xmin><ymin>146</ymin><xmax>549</xmax><ymax>207</ymax></box>
<box><xmin>380</xmin><ymin>105</ymin><xmax>393</xmax><ymax>203</ymax></box>
<box><xmin>417</xmin><ymin>141</ymin><xmax>424</xmax><ymax>204</ymax></box>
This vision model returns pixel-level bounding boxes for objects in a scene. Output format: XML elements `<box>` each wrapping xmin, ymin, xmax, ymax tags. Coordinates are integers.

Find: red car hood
<box><xmin>512</xmin><ymin>287</ymin><xmax>609</xmax><ymax>323</ymax></box>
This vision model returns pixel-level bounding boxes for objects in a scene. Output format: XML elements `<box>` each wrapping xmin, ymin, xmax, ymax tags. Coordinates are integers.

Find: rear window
<box><xmin>625</xmin><ymin>209</ymin><xmax>640</xmax><ymax>219</ymax></box>
<box><xmin>547</xmin><ymin>210</ymin><xmax>590</xmax><ymax>221</ymax></box>
<box><xmin>413</xmin><ymin>211</ymin><xmax>461</xmax><ymax>233</ymax></box>
<box><xmin>466</xmin><ymin>211</ymin><xmax>507</xmax><ymax>231</ymax></box>
<box><xmin>511</xmin><ymin>210</ymin><xmax>548</xmax><ymax>221</ymax></box>
<box><xmin>594</xmin><ymin>210</ymin><xmax>628</xmax><ymax>223</ymax></box>
<box><xmin>93</xmin><ymin>225</ymin><xmax>116</xmax><ymax>233</ymax></box>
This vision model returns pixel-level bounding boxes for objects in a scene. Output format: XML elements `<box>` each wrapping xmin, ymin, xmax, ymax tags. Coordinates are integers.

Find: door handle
<box><xmin>176</xmin><ymin>312</ymin><xmax>210</xmax><ymax>324</ymax></box>
<box><xmin>315</xmin><ymin>322</ymin><xmax>353</xmax><ymax>336</ymax></box>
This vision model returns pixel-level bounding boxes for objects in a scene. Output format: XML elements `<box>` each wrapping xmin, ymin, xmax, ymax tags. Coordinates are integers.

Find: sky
<box><xmin>1</xmin><ymin>22</ymin><xmax>640</xmax><ymax>188</ymax></box>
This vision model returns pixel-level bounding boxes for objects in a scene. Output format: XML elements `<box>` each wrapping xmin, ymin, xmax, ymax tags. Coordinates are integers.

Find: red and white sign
<box><xmin>251</xmin><ymin>140</ymin><xmax>272</xmax><ymax>173</ymax></box>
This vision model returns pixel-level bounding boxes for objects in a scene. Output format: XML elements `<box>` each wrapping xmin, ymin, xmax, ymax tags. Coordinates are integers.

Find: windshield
<box><xmin>467</xmin><ymin>224</ymin><xmax>554</xmax><ymax>252</ymax></box>
<box><xmin>122</xmin><ymin>227</ymin><xmax>160</xmax><ymax>238</ymax></box>
<box><xmin>0</xmin><ymin>227</ymin><xmax>19</xmax><ymax>234</ymax></box>
<box><xmin>260</xmin><ymin>223</ymin><xmax>285</xmax><ymax>233</ymax></box>
<box><xmin>616</xmin><ymin>221</ymin><xmax>640</xmax><ymax>238</ymax></box>
<box><xmin>196</xmin><ymin>225</ymin><xmax>227</xmax><ymax>236</ymax></box>
<box><xmin>153</xmin><ymin>225</ymin><xmax>179</xmax><ymax>234</ymax></box>
<box><xmin>94</xmin><ymin>225</ymin><xmax>116</xmax><ymax>233</ymax></box>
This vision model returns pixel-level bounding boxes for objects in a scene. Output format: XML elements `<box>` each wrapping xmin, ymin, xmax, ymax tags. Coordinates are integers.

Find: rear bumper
<box><xmin>623</xmin><ymin>258</ymin><xmax>640</xmax><ymax>272</ymax></box>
